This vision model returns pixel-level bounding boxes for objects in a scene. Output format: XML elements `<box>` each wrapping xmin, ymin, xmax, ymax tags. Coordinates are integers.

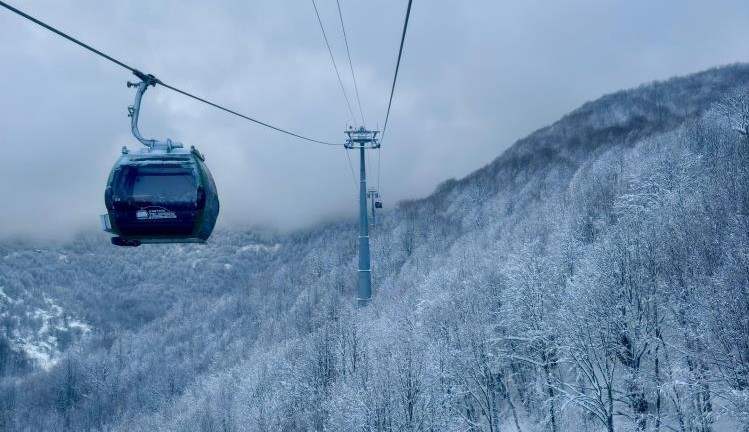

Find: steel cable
<box><xmin>0</xmin><ymin>0</ymin><xmax>343</xmax><ymax>146</ymax></box>
<box><xmin>310</xmin><ymin>0</ymin><xmax>358</xmax><ymax>127</ymax></box>
<box><xmin>380</xmin><ymin>0</ymin><xmax>413</xmax><ymax>144</ymax></box>
<box><xmin>335</xmin><ymin>0</ymin><xmax>366</xmax><ymax>127</ymax></box>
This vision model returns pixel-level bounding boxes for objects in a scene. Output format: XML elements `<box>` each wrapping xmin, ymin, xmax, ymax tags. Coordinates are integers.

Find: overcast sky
<box><xmin>1</xmin><ymin>0</ymin><xmax>747</xmax><ymax>240</ymax></box>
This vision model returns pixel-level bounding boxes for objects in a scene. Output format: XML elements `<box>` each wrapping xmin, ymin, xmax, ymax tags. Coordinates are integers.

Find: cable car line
<box><xmin>344</xmin><ymin>149</ymin><xmax>358</xmax><ymax>191</ymax></box>
<box><xmin>375</xmin><ymin>0</ymin><xmax>414</xmax><ymax>197</ymax></box>
<box><xmin>310</xmin><ymin>0</ymin><xmax>358</xmax><ymax>126</ymax></box>
<box><xmin>380</xmin><ymin>0</ymin><xmax>413</xmax><ymax>144</ymax></box>
<box><xmin>335</xmin><ymin>0</ymin><xmax>366</xmax><ymax>127</ymax></box>
<box><xmin>156</xmin><ymin>81</ymin><xmax>342</xmax><ymax>146</ymax></box>
<box><xmin>377</xmin><ymin>147</ymin><xmax>382</xmax><ymax>191</ymax></box>
<box><xmin>310</xmin><ymin>0</ymin><xmax>365</xmax><ymax>198</ymax></box>
<box><xmin>0</xmin><ymin>0</ymin><xmax>343</xmax><ymax>146</ymax></box>
<box><xmin>2</xmin><ymin>0</ymin><xmax>417</xmax><ymax>257</ymax></box>
<box><xmin>0</xmin><ymin>1</ymin><xmax>139</xmax><ymax>74</ymax></box>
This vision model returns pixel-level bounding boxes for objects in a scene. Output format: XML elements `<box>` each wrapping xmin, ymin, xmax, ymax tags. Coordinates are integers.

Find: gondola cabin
<box><xmin>101</xmin><ymin>145</ymin><xmax>219</xmax><ymax>247</ymax></box>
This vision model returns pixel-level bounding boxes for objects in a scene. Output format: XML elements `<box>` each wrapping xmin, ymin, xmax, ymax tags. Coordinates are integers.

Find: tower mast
<box><xmin>345</xmin><ymin>127</ymin><xmax>380</xmax><ymax>305</ymax></box>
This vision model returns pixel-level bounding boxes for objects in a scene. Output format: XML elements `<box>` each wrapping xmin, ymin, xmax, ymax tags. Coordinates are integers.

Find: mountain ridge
<box><xmin>423</xmin><ymin>63</ymin><xmax>749</xmax><ymax>204</ymax></box>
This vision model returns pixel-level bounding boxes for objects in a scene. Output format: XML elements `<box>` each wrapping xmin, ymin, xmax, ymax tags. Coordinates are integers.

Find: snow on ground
<box><xmin>236</xmin><ymin>243</ymin><xmax>280</xmax><ymax>254</ymax></box>
<box><xmin>2</xmin><ymin>291</ymin><xmax>91</xmax><ymax>371</ymax></box>
<box><xmin>0</xmin><ymin>286</ymin><xmax>15</xmax><ymax>303</ymax></box>
<box><xmin>18</xmin><ymin>339</ymin><xmax>56</xmax><ymax>370</ymax></box>
<box><xmin>68</xmin><ymin>319</ymin><xmax>92</xmax><ymax>333</ymax></box>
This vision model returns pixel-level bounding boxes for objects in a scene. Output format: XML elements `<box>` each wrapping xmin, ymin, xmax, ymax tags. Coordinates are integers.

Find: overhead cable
<box><xmin>0</xmin><ymin>0</ymin><xmax>342</xmax><ymax>146</ymax></box>
<box><xmin>310</xmin><ymin>0</ymin><xmax>358</xmax><ymax>126</ymax></box>
<box><xmin>344</xmin><ymin>149</ymin><xmax>358</xmax><ymax>192</ymax></box>
<box><xmin>380</xmin><ymin>0</ymin><xmax>413</xmax><ymax>144</ymax></box>
<box><xmin>335</xmin><ymin>0</ymin><xmax>366</xmax><ymax>127</ymax></box>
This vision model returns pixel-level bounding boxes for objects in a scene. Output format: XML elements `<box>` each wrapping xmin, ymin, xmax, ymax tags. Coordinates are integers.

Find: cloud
<box><xmin>0</xmin><ymin>0</ymin><xmax>747</xmax><ymax>240</ymax></box>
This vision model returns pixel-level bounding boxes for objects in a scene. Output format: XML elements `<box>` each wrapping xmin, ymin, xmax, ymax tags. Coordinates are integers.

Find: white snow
<box><xmin>19</xmin><ymin>339</ymin><xmax>57</xmax><ymax>370</ymax></box>
<box><xmin>4</xmin><ymin>292</ymin><xmax>92</xmax><ymax>371</ymax></box>
<box><xmin>236</xmin><ymin>243</ymin><xmax>280</xmax><ymax>254</ymax></box>
<box><xmin>68</xmin><ymin>319</ymin><xmax>92</xmax><ymax>333</ymax></box>
<box><xmin>0</xmin><ymin>286</ymin><xmax>13</xmax><ymax>303</ymax></box>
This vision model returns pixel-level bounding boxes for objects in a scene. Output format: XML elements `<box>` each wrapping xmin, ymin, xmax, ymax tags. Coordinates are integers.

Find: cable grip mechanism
<box><xmin>126</xmin><ymin>70</ymin><xmax>182</xmax><ymax>151</ymax></box>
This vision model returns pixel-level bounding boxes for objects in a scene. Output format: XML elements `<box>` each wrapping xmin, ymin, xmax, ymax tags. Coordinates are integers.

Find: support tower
<box><xmin>345</xmin><ymin>127</ymin><xmax>380</xmax><ymax>306</ymax></box>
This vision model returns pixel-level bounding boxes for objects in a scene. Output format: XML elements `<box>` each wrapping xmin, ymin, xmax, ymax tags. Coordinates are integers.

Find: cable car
<box><xmin>368</xmin><ymin>188</ymin><xmax>383</xmax><ymax>209</ymax></box>
<box><xmin>101</xmin><ymin>75</ymin><xmax>219</xmax><ymax>247</ymax></box>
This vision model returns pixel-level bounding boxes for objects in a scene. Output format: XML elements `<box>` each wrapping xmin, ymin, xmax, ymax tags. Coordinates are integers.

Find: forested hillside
<box><xmin>2</xmin><ymin>64</ymin><xmax>749</xmax><ymax>431</ymax></box>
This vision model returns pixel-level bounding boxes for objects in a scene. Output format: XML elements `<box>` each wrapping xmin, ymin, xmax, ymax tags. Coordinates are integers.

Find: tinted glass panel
<box><xmin>114</xmin><ymin>165</ymin><xmax>198</xmax><ymax>204</ymax></box>
<box><xmin>132</xmin><ymin>172</ymin><xmax>197</xmax><ymax>203</ymax></box>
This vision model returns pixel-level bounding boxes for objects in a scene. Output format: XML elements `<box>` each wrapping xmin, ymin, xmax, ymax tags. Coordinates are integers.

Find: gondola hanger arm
<box><xmin>126</xmin><ymin>73</ymin><xmax>182</xmax><ymax>151</ymax></box>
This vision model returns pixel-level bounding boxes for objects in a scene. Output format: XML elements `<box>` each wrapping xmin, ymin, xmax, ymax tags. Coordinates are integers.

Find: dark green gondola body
<box><xmin>101</xmin><ymin>147</ymin><xmax>219</xmax><ymax>246</ymax></box>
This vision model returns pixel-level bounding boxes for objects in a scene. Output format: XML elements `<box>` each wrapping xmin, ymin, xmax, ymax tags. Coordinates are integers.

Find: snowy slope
<box><xmin>2</xmin><ymin>64</ymin><xmax>749</xmax><ymax>431</ymax></box>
